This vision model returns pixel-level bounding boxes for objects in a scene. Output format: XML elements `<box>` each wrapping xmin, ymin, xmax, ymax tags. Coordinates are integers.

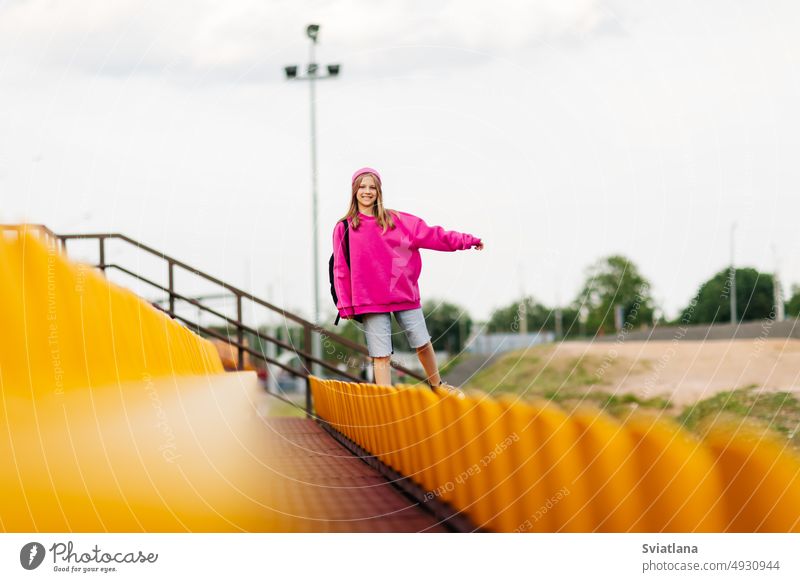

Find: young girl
<box><xmin>332</xmin><ymin>167</ymin><xmax>484</xmax><ymax>393</ymax></box>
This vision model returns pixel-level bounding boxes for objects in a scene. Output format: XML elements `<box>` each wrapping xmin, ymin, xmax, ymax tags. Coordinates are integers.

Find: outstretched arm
<box><xmin>411</xmin><ymin>216</ymin><xmax>482</xmax><ymax>252</ymax></box>
<box><xmin>332</xmin><ymin>222</ymin><xmax>355</xmax><ymax>318</ymax></box>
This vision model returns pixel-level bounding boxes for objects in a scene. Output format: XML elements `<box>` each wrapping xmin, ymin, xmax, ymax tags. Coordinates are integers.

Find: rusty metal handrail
<box><xmin>101</xmin><ymin>262</ymin><xmax>375</xmax><ymax>361</ymax></box>
<box><xmin>56</xmin><ymin>231</ymin><xmax>427</xmax><ymax>415</ymax></box>
<box><xmin>133</xmin><ymin>269</ymin><xmax>366</xmax><ymax>383</ymax></box>
<box><xmin>58</xmin><ymin>233</ymin><xmax>378</xmax><ymax>353</ymax></box>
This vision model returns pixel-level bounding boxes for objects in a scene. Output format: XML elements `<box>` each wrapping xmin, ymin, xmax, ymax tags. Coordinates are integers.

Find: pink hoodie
<box><xmin>332</xmin><ymin>210</ymin><xmax>481</xmax><ymax>318</ymax></box>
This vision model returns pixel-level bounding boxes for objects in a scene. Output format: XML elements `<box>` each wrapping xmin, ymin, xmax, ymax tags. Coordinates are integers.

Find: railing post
<box><xmin>303</xmin><ymin>324</ymin><xmax>313</xmax><ymax>418</ymax></box>
<box><xmin>236</xmin><ymin>294</ymin><xmax>244</xmax><ymax>371</ymax></box>
<box><xmin>98</xmin><ymin>236</ymin><xmax>106</xmax><ymax>273</ymax></box>
<box><xmin>167</xmin><ymin>260</ymin><xmax>175</xmax><ymax>315</ymax></box>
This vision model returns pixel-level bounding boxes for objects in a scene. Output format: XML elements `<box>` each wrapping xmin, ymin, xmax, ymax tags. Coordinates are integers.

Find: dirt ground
<box><xmin>548</xmin><ymin>338</ymin><xmax>800</xmax><ymax>407</ymax></box>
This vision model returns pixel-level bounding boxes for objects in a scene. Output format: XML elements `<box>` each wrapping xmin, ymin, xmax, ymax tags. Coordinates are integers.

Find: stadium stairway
<box><xmin>0</xmin><ymin>226</ymin><xmax>441</xmax><ymax>532</ymax></box>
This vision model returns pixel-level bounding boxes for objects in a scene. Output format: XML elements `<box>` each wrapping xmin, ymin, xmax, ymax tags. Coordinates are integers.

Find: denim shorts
<box><xmin>360</xmin><ymin>308</ymin><xmax>432</xmax><ymax>357</ymax></box>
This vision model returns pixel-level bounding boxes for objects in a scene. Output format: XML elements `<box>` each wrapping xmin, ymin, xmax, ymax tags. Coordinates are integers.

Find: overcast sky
<box><xmin>2</xmin><ymin>0</ymin><xmax>798</xmax><ymax>325</ymax></box>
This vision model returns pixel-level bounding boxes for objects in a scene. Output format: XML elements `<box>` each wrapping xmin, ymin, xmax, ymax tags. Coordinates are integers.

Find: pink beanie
<box><xmin>352</xmin><ymin>167</ymin><xmax>381</xmax><ymax>185</ymax></box>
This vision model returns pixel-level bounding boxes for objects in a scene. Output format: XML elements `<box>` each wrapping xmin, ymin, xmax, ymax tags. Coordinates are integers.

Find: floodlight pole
<box><xmin>284</xmin><ymin>25</ymin><xmax>340</xmax><ymax>378</ymax></box>
<box><xmin>730</xmin><ymin>222</ymin><xmax>737</xmax><ymax>324</ymax></box>
<box><xmin>308</xmin><ymin>32</ymin><xmax>320</xmax><ymax>330</ymax></box>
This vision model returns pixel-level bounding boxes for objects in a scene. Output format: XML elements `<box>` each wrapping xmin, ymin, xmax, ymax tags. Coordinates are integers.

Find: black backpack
<box><xmin>329</xmin><ymin>219</ymin><xmax>363</xmax><ymax>325</ymax></box>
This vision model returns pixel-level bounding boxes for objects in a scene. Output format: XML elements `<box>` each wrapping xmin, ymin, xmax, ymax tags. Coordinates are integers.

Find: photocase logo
<box><xmin>20</xmin><ymin>542</ymin><xmax>46</xmax><ymax>570</ymax></box>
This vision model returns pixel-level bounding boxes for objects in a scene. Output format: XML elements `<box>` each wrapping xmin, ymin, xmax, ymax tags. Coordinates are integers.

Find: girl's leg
<box><xmin>361</xmin><ymin>313</ymin><xmax>394</xmax><ymax>386</ymax></box>
<box><xmin>415</xmin><ymin>341</ymin><xmax>440</xmax><ymax>387</ymax></box>
<box><xmin>372</xmin><ymin>356</ymin><xmax>392</xmax><ymax>386</ymax></box>
<box><xmin>395</xmin><ymin>309</ymin><xmax>441</xmax><ymax>387</ymax></box>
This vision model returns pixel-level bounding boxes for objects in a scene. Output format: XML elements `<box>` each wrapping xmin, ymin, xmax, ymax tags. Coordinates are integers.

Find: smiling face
<box><xmin>355</xmin><ymin>174</ymin><xmax>379</xmax><ymax>212</ymax></box>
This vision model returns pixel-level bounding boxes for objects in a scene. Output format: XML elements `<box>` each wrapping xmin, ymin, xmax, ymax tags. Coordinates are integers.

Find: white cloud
<box><xmin>0</xmin><ymin>0</ymin><xmax>612</xmax><ymax>80</ymax></box>
<box><xmin>5</xmin><ymin>0</ymin><xmax>796</xmax><ymax>321</ymax></box>
<box><xmin>439</xmin><ymin>0</ymin><xmax>610</xmax><ymax>50</ymax></box>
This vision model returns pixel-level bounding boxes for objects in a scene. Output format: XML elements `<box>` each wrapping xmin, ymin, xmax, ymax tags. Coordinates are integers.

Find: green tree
<box><xmin>574</xmin><ymin>255</ymin><xmax>655</xmax><ymax>335</ymax></box>
<box><xmin>487</xmin><ymin>296</ymin><xmax>552</xmax><ymax>333</ymax></box>
<box><xmin>678</xmin><ymin>267</ymin><xmax>775</xmax><ymax>324</ymax></box>
<box><xmin>419</xmin><ymin>300</ymin><xmax>472</xmax><ymax>353</ymax></box>
<box><xmin>558</xmin><ymin>307</ymin><xmax>584</xmax><ymax>338</ymax></box>
<box><xmin>487</xmin><ymin>297</ymin><xmax>583</xmax><ymax>339</ymax></box>
<box><xmin>786</xmin><ymin>284</ymin><xmax>800</xmax><ymax>318</ymax></box>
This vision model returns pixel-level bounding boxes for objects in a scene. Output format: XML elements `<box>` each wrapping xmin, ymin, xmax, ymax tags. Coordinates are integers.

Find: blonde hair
<box><xmin>341</xmin><ymin>172</ymin><xmax>397</xmax><ymax>233</ymax></box>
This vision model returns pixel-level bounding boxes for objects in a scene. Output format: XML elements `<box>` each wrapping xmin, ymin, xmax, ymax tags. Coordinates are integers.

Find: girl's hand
<box><xmin>473</xmin><ymin>241</ymin><xmax>484</xmax><ymax>251</ymax></box>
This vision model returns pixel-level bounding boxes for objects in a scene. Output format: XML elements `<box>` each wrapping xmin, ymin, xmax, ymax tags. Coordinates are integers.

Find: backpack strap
<box><xmin>334</xmin><ymin>219</ymin><xmax>351</xmax><ymax>326</ymax></box>
<box><xmin>342</xmin><ymin>218</ymin><xmax>351</xmax><ymax>268</ymax></box>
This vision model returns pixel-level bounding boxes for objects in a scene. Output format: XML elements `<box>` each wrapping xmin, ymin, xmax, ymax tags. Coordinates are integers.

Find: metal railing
<box><xmin>51</xmin><ymin>231</ymin><xmax>426</xmax><ymax>415</ymax></box>
<box><xmin>1</xmin><ymin>223</ymin><xmax>59</xmax><ymax>243</ymax></box>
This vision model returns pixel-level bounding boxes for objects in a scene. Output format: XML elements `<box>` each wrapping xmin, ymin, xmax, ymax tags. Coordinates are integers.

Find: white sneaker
<box><xmin>430</xmin><ymin>381</ymin><xmax>465</xmax><ymax>398</ymax></box>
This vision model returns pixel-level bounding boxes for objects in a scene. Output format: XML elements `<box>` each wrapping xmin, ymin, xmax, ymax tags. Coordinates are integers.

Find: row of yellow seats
<box><xmin>309</xmin><ymin>377</ymin><xmax>800</xmax><ymax>533</ymax></box>
<box><xmin>0</xmin><ymin>229</ymin><xmax>223</xmax><ymax>396</ymax></box>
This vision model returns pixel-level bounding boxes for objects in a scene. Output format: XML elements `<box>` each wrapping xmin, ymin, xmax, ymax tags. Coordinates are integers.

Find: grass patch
<box><xmin>549</xmin><ymin>389</ymin><xmax>672</xmax><ymax>417</ymax></box>
<box><xmin>466</xmin><ymin>345</ymin><xmax>652</xmax><ymax>396</ymax></box>
<box><xmin>465</xmin><ymin>345</ymin><xmax>670</xmax><ymax>416</ymax></box>
<box><xmin>678</xmin><ymin>385</ymin><xmax>800</xmax><ymax>448</ymax></box>
<box><xmin>467</xmin><ymin>345</ymin><xmax>610</xmax><ymax>394</ymax></box>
